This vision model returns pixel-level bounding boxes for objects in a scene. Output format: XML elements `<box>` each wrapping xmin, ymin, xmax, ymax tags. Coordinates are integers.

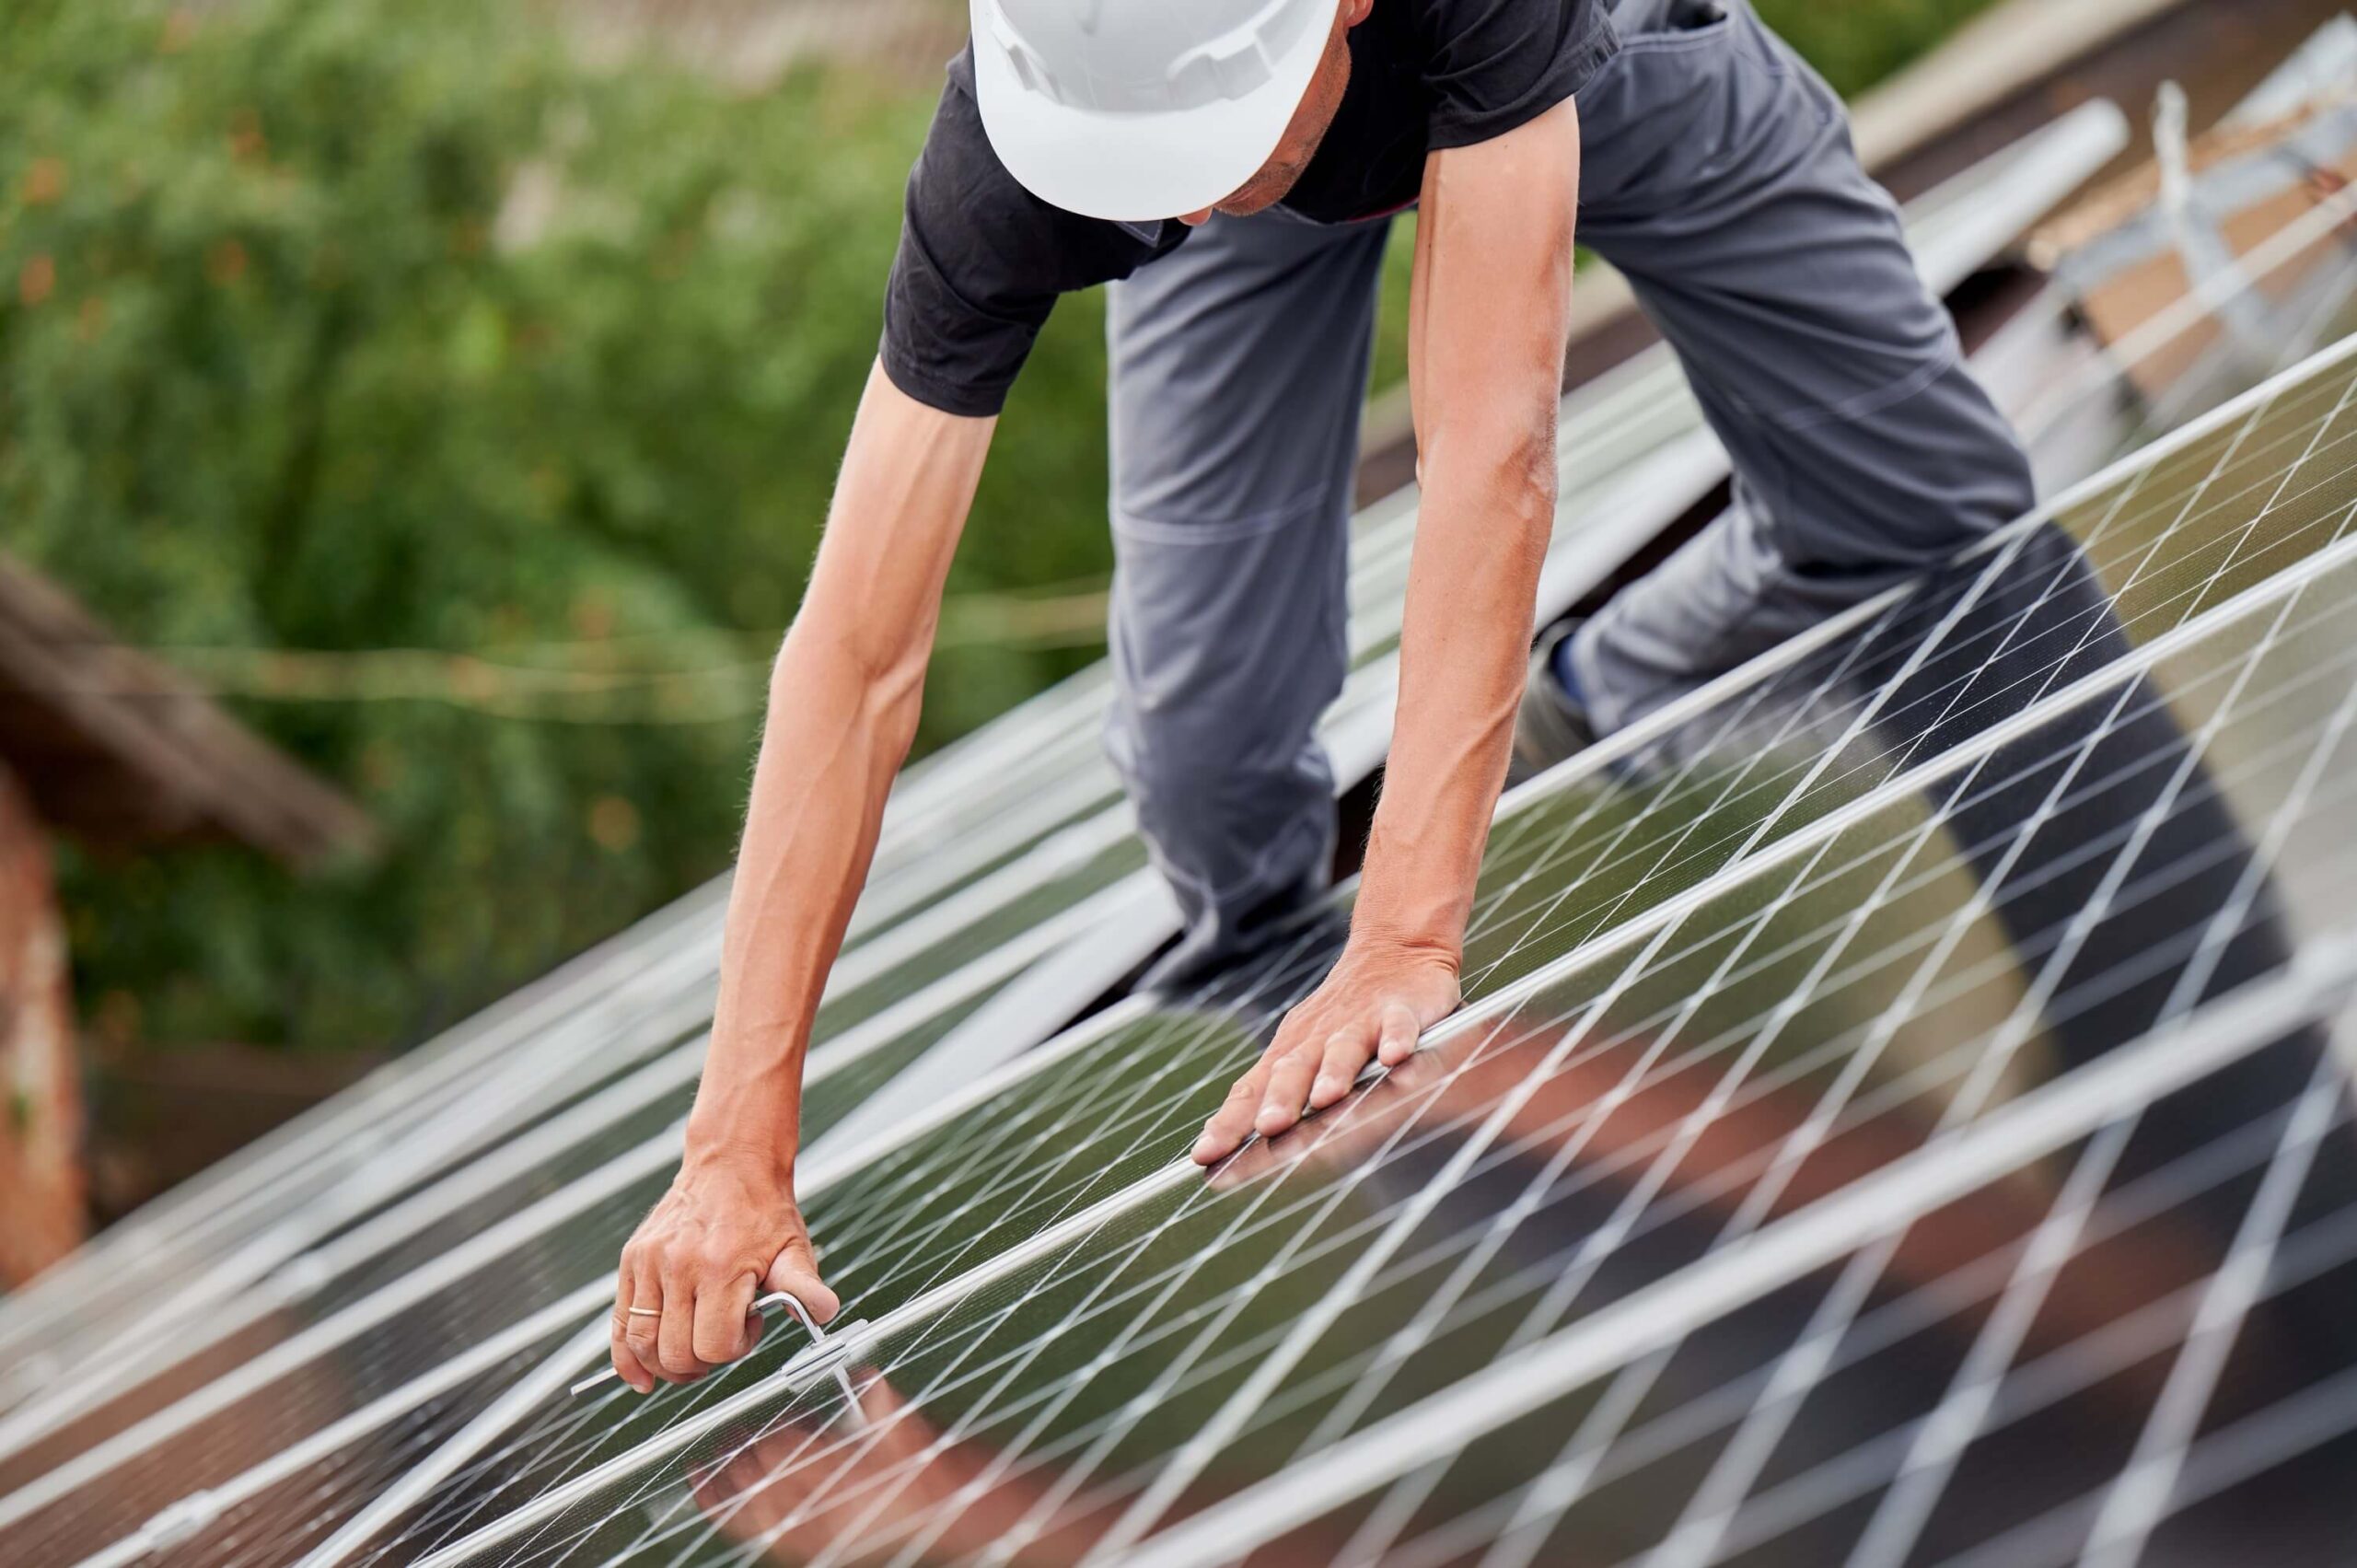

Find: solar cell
<box><xmin>321</xmin><ymin>333</ymin><xmax>2357</xmax><ymax>1568</ymax></box>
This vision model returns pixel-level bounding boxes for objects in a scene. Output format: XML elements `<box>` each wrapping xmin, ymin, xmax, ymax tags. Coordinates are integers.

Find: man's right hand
<box><xmin>609</xmin><ymin>366</ymin><xmax>983</xmax><ymax>1394</ymax></box>
<box><xmin>610</xmin><ymin>1149</ymin><xmax>838</xmax><ymax>1394</ymax></box>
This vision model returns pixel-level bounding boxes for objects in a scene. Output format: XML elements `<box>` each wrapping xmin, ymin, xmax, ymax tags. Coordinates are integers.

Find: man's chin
<box><xmin>1214</xmin><ymin>190</ymin><xmax>1285</xmax><ymax>220</ymax></box>
<box><xmin>1213</xmin><ymin>167</ymin><xmax>1307</xmax><ymax>220</ymax></box>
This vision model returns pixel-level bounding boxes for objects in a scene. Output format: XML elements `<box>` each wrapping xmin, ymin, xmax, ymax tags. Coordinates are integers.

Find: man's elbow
<box><xmin>775</xmin><ymin>610</ymin><xmax>930</xmax><ymax>735</ymax></box>
<box><xmin>1431</xmin><ymin>414</ymin><xmax>1559</xmax><ymax>532</ymax></box>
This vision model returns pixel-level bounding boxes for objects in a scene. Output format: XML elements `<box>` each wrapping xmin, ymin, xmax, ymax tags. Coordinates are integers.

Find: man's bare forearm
<box><xmin>611</xmin><ymin>364</ymin><xmax>989</xmax><ymax>1388</ymax></box>
<box><xmin>687</xmin><ymin>363</ymin><xmax>995</xmax><ymax>1179</ymax></box>
<box><xmin>1358</xmin><ymin>419</ymin><xmax>1558</xmax><ymax>956</ymax></box>
<box><xmin>1361</xmin><ymin>97</ymin><xmax>1579</xmax><ymax>959</ymax></box>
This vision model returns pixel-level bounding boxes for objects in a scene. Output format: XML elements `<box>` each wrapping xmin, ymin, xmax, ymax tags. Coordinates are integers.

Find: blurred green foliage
<box><xmin>2</xmin><ymin>0</ymin><xmax>1994</xmax><ymax>1061</ymax></box>
<box><xmin>1757</xmin><ymin>0</ymin><xmax>2005</xmax><ymax>99</ymax></box>
<box><xmin>3</xmin><ymin>0</ymin><xmax>1111</xmax><ymax>1052</ymax></box>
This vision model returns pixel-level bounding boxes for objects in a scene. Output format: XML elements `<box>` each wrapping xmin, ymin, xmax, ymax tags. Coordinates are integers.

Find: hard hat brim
<box><xmin>970</xmin><ymin>0</ymin><xmax>1334</xmax><ymax>225</ymax></box>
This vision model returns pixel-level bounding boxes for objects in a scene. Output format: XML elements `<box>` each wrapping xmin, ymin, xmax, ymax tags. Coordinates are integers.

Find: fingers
<box><xmin>764</xmin><ymin>1231</ymin><xmax>841</xmax><ymax>1325</ymax></box>
<box><xmin>1192</xmin><ymin>1061</ymin><xmax>1272</xmax><ymax>1166</ymax></box>
<box><xmin>610</xmin><ymin>1262</ymin><xmax>657</xmax><ymax>1395</ymax></box>
<box><xmin>1195</xmin><ymin>974</ymin><xmax>1448</xmax><ymax>1168</ymax></box>
<box><xmin>1257</xmin><ymin>1047</ymin><xmax>1319</xmax><ymax>1139</ymax></box>
<box><xmin>693</xmin><ymin>1269</ymin><xmax>761</xmax><ymax>1366</ymax></box>
<box><xmin>1376</xmin><ymin>998</ymin><xmax>1423</xmax><ymax>1067</ymax></box>
<box><xmin>656</xmin><ymin>1257</ymin><xmax>708</xmax><ymax>1385</ymax></box>
<box><xmin>1306</xmin><ymin>1033</ymin><xmax>1357</xmax><ymax>1109</ymax></box>
<box><xmin>623</xmin><ymin>1252</ymin><xmax>668</xmax><ymax>1388</ymax></box>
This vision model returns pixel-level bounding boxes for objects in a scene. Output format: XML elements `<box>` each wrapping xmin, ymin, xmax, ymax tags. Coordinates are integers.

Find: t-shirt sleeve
<box><xmin>879</xmin><ymin>78</ymin><xmax>1060</xmax><ymax>419</ymax></box>
<box><xmin>880</xmin><ymin>58</ymin><xmax>1168</xmax><ymax>419</ymax></box>
<box><xmin>1422</xmin><ymin>0</ymin><xmax>1620</xmax><ymax>153</ymax></box>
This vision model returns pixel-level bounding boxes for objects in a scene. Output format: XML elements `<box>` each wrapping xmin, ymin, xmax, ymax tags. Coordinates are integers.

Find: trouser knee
<box><xmin>1108</xmin><ymin>712</ymin><xmax>1339</xmax><ymax>983</ymax></box>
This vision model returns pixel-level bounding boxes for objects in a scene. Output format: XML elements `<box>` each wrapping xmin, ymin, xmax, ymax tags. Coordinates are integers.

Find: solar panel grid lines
<box><xmin>1119</xmin><ymin>936</ymin><xmax>2357</xmax><ymax>1568</ymax></box>
<box><xmin>0</xmin><ymin>1134</ymin><xmax>679</xmax><ymax>1535</ymax></box>
<box><xmin>288</xmin><ymin>1317</ymin><xmax>622</xmax><ymax>1568</ymax></box>
<box><xmin>0</xmin><ymin>944</ymin><xmax>1077</xmax><ymax>1552</ymax></box>
<box><xmin>1451</xmin><ymin>363</ymin><xmax>2357</xmax><ymax>1023</ymax></box>
<box><xmin>1828</xmin><ymin>1113</ymin><xmax>2145</xmax><ymax>1568</ymax></box>
<box><xmin>0</xmin><ymin>936</ymin><xmax>1051</xmax><ymax>1491</ymax></box>
<box><xmin>1399</xmin><ymin>656</ymin><xmax>2215</xmax><ymax>1563</ymax></box>
<box><xmin>0</xmin><ymin>1284</ymin><xmax>612</xmax><ymax>1568</ymax></box>
<box><xmin>2072</xmin><ymin>1058</ymin><xmax>2347</xmax><ymax>1568</ymax></box>
<box><xmin>1203</xmin><ymin>575</ymin><xmax>2349</xmax><ymax>1556</ymax></box>
<box><xmin>1215</xmin><ymin>565</ymin><xmax>2357</xmax><ymax>1565</ymax></box>
<box><xmin>0</xmin><ymin>1031</ymin><xmax>715</xmax><ymax>1473</ymax></box>
<box><xmin>62</xmin><ymin>1297</ymin><xmax>606</xmax><ymax>1568</ymax></box>
<box><xmin>354</xmin><ymin>337</ymin><xmax>2357</xmax><ymax>1565</ymax></box>
<box><xmin>373</xmin><ymin>1167</ymin><xmax>1224</xmax><ymax>1568</ymax></box>
<box><xmin>1283</xmin><ymin>1085</ymin><xmax>2357</xmax><ymax>1568</ymax></box>
<box><xmin>1380</xmin><ymin>1175</ymin><xmax>2357</xmax><ymax>1568</ymax></box>
<box><xmin>1630</xmin><ymin>503</ymin><xmax>2357</xmax><ymax>1568</ymax></box>
<box><xmin>0</xmin><ymin>912</ymin><xmax>746</xmax><ymax>1421</ymax></box>
<box><xmin>372</xmin><ymin>528</ymin><xmax>2357</xmax><ymax>1565</ymax></box>
<box><xmin>7</xmin><ymin>992</ymin><xmax>1177</xmax><ymax>1566</ymax></box>
<box><xmin>1584</xmin><ymin>1055</ymin><xmax>2357</xmax><ymax>1568</ymax></box>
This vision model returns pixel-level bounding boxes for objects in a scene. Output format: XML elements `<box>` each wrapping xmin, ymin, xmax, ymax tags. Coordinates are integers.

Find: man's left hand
<box><xmin>1190</xmin><ymin>935</ymin><xmax>1462</xmax><ymax>1165</ymax></box>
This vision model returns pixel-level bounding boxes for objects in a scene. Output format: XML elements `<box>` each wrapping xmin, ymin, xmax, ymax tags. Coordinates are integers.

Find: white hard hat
<box><xmin>971</xmin><ymin>0</ymin><xmax>1338</xmax><ymax>223</ymax></box>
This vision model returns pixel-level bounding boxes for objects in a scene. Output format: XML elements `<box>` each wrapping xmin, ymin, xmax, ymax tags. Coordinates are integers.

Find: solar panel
<box><xmin>296</xmin><ymin>331</ymin><xmax>2357</xmax><ymax>1568</ymax></box>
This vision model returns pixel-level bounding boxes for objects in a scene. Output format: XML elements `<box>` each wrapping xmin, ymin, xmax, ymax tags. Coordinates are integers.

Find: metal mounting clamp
<box><xmin>571</xmin><ymin>1290</ymin><xmax>865</xmax><ymax>1420</ymax></box>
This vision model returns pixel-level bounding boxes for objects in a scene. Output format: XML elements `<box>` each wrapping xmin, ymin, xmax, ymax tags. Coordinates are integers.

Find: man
<box><xmin>608</xmin><ymin>0</ymin><xmax>2037</xmax><ymax>1393</ymax></box>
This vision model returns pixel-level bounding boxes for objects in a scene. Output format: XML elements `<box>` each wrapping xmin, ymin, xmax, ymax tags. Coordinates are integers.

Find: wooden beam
<box><xmin>0</xmin><ymin>559</ymin><xmax>376</xmax><ymax>870</ymax></box>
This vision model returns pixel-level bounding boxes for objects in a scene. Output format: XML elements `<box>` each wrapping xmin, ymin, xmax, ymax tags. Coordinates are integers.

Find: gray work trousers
<box><xmin>1105</xmin><ymin>0</ymin><xmax>2038</xmax><ymax>981</ymax></box>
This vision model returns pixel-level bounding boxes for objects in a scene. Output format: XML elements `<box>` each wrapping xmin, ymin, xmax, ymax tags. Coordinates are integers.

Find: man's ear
<box><xmin>1344</xmin><ymin>0</ymin><xmax>1375</xmax><ymax>26</ymax></box>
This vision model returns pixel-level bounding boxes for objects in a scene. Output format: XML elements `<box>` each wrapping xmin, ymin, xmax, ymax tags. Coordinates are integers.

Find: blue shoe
<box><xmin>1511</xmin><ymin>621</ymin><xmax>1598</xmax><ymax>787</ymax></box>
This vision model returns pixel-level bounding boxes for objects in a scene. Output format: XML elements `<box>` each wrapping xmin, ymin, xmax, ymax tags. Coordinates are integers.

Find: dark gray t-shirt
<box><xmin>880</xmin><ymin>0</ymin><xmax>1620</xmax><ymax>418</ymax></box>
